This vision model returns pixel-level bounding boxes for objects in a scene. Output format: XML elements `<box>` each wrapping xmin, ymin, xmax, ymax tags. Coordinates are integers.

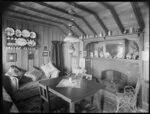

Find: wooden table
<box><xmin>39</xmin><ymin>76</ymin><xmax>104</xmax><ymax>113</ymax></box>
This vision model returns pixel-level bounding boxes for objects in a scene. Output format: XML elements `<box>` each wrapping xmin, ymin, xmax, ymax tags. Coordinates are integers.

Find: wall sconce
<box><xmin>44</xmin><ymin>46</ymin><xmax>48</xmax><ymax>51</ymax></box>
<box><xmin>7</xmin><ymin>53</ymin><xmax>17</xmax><ymax>62</ymax></box>
<box><xmin>42</xmin><ymin>46</ymin><xmax>49</xmax><ymax>57</ymax></box>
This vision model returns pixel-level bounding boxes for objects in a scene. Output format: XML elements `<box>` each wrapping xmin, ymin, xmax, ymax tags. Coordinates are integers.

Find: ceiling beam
<box><xmin>36</xmin><ymin>2</ymin><xmax>94</xmax><ymax>36</ymax></box>
<box><xmin>100</xmin><ymin>2</ymin><xmax>124</xmax><ymax>33</ymax></box>
<box><xmin>7</xmin><ymin>9</ymin><xmax>75</xmax><ymax>35</ymax></box>
<box><xmin>130</xmin><ymin>2</ymin><xmax>145</xmax><ymax>31</ymax></box>
<box><xmin>73</xmin><ymin>2</ymin><xmax>108</xmax><ymax>34</ymax></box>
<box><xmin>66</xmin><ymin>2</ymin><xmax>99</xmax><ymax>35</ymax></box>
<box><xmin>5</xmin><ymin>14</ymin><xmax>67</xmax><ymax>35</ymax></box>
<box><xmin>13</xmin><ymin>3</ymin><xmax>86</xmax><ymax>36</ymax></box>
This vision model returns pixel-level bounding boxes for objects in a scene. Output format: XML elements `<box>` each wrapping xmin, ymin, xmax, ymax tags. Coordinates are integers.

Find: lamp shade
<box><xmin>64</xmin><ymin>32</ymin><xmax>80</xmax><ymax>43</ymax></box>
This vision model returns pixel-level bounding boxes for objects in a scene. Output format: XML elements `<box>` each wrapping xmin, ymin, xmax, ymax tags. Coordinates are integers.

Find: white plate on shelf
<box><xmin>30</xmin><ymin>32</ymin><xmax>36</xmax><ymax>39</ymax></box>
<box><xmin>15</xmin><ymin>29</ymin><xmax>22</xmax><ymax>37</ymax></box>
<box><xmin>27</xmin><ymin>40</ymin><xmax>36</xmax><ymax>47</ymax></box>
<box><xmin>16</xmin><ymin>38</ymin><xmax>27</xmax><ymax>46</ymax></box>
<box><xmin>22</xmin><ymin>29</ymin><xmax>30</xmax><ymax>38</ymax></box>
<box><xmin>5</xmin><ymin>27</ymin><xmax>15</xmax><ymax>36</ymax></box>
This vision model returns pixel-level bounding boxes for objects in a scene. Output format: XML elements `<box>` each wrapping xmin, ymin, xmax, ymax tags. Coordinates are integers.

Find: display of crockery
<box><xmin>5</xmin><ymin>27</ymin><xmax>15</xmax><ymax>36</ymax></box>
<box><xmin>27</xmin><ymin>40</ymin><xmax>36</xmax><ymax>47</ymax></box>
<box><xmin>16</xmin><ymin>38</ymin><xmax>27</xmax><ymax>46</ymax></box>
<box><xmin>94</xmin><ymin>50</ymin><xmax>99</xmax><ymax>58</ymax></box>
<box><xmin>30</xmin><ymin>32</ymin><xmax>36</xmax><ymax>39</ymax></box>
<box><xmin>15</xmin><ymin>29</ymin><xmax>22</xmax><ymax>37</ymax></box>
<box><xmin>22</xmin><ymin>29</ymin><xmax>30</xmax><ymax>38</ymax></box>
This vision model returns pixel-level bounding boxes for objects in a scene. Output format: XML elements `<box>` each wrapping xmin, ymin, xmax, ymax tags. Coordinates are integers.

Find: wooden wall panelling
<box><xmin>48</xmin><ymin>27</ymin><xmax>51</xmax><ymax>62</ymax></box>
<box><xmin>33</xmin><ymin>23</ymin><xmax>39</xmax><ymax>67</ymax></box>
<box><xmin>43</xmin><ymin>26</ymin><xmax>46</xmax><ymax>64</ymax></box>
<box><xmin>44</xmin><ymin>26</ymin><xmax>49</xmax><ymax>64</ymax></box>
<box><xmin>28</xmin><ymin>23</ymin><xmax>34</xmax><ymax>70</ymax></box>
<box><xmin>20</xmin><ymin>20</ymin><xmax>27</xmax><ymax>70</ymax></box>
<box><xmin>2</xmin><ymin>17</ymin><xmax>7</xmax><ymax>72</ymax></box>
<box><xmin>37</xmin><ymin>24</ymin><xmax>41</xmax><ymax>67</ymax></box>
<box><xmin>49</xmin><ymin>28</ymin><xmax>53</xmax><ymax>61</ymax></box>
<box><xmin>39</xmin><ymin>25</ymin><xmax>44</xmax><ymax>65</ymax></box>
<box><xmin>15</xmin><ymin>19</ymin><xmax>22</xmax><ymax>68</ymax></box>
<box><xmin>6</xmin><ymin>19</ymin><xmax>16</xmax><ymax>69</ymax></box>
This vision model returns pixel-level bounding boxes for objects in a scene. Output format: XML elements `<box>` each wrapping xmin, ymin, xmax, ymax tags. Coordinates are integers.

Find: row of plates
<box><xmin>5</xmin><ymin>27</ymin><xmax>36</xmax><ymax>38</ymax></box>
<box><xmin>15</xmin><ymin>38</ymin><xmax>36</xmax><ymax>46</ymax></box>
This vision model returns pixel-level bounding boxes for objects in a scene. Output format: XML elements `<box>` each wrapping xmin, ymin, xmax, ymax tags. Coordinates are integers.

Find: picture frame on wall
<box><xmin>42</xmin><ymin>51</ymin><xmax>49</xmax><ymax>57</ymax></box>
<box><xmin>7</xmin><ymin>53</ymin><xmax>17</xmax><ymax>62</ymax></box>
<box><xmin>28</xmin><ymin>53</ymin><xmax>34</xmax><ymax>60</ymax></box>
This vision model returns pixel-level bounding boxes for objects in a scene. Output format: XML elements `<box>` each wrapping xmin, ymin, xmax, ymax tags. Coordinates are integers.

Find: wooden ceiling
<box><xmin>3</xmin><ymin>2</ymin><xmax>148</xmax><ymax>36</ymax></box>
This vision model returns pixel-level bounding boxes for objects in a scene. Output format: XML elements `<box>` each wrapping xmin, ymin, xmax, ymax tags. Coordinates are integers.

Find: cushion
<box><xmin>40</xmin><ymin>62</ymin><xmax>58</xmax><ymax>78</ymax></box>
<box><xmin>19</xmin><ymin>76</ymin><xmax>33</xmax><ymax>87</ymax></box>
<box><xmin>33</xmin><ymin>66</ymin><xmax>46</xmax><ymax>79</ymax></box>
<box><xmin>24</xmin><ymin>67</ymin><xmax>43</xmax><ymax>81</ymax></box>
<box><xmin>51</xmin><ymin>69</ymin><xmax>60</xmax><ymax>78</ymax></box>
<box><xmin>5</xmin><ymin>65</ymin><xmax>26</xmax><ymax>79</ymax></box>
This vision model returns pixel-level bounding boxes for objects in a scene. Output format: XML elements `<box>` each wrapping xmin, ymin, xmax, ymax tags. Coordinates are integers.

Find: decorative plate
<box><xmin>28</xmin><ymin>40</ymin><xmax>36</xmax><ymax>47</ymax></box>
<box><xmin>16</xmin><ymin>38</ymin><xmax>27</xmax><ymax>46</ymax></box>
<box><xmin>22</xmin><ymin>29</ymin><xmax>30</xmax><ymax>38</ymax></box>
<box><xmin>30</xmin><ymin>32</ymin><xmax>36</xmax><ymax>39</ymax></box>
<box><xmin>5</xmin><ymin>27</ymin><xmax>15</xmax><ymax>36</ymax></box>
<box><xmin>15</xmin><ymin>29</ymin><xmax>22</xmax><ymax>37</ymax></box>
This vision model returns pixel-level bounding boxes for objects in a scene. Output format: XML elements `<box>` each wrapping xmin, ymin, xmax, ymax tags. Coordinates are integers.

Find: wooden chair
<box><xmin>38</xmin><ymin>83</ymin><xmax>68</xmax><ymax>113</ymax></box>
<box><xmin>79</xmin><ymin>76</ymin><xmax>100</xmax><ymax>113</ymax></box>
<box><xmin>116</xmin><ymin>76</ymin><xmax>141</xmax><ymax>112</ymax></box>
<box><xmin>39</xmin><ymin>84</ymin><xmax>51</xmax><ymax>113</ymax></box>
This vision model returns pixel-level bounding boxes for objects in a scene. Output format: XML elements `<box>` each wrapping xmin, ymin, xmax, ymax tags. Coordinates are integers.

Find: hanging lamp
<box><xmin>64</xmin><ymin>24</ymin><xmax>80</xmax><ymax>43</ymax></box>
<box><xmin>64</xmin><ymin>2</ymin><xmax>80</xmax><ymax>43</ymax></box>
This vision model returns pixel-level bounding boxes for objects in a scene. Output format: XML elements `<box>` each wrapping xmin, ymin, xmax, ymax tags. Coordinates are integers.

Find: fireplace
<box><xmin>101</xmin><ymin>70</ymin><xmax>128</xmax><ymax>93</ymax></box>
<box><xmin>98</xmin><ymin>69</ymin><xmax>142</xmax><ymax>110</ymax></box>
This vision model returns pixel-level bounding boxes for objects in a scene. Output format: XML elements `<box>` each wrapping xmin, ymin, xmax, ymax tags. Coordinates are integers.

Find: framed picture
<box><xmin>42</xmin><ymin>51</ymin><xmax>49</xmax><ymax>57</ymax></box>
<box><xmin>28</xmin><ymin>53</ymin><xmax>34</xmax><ymax>60</ymax></box>
<box><xmin>7</xmin><ymin>53</ymin><xmax>17</xmax><ymax>62</ymax></box>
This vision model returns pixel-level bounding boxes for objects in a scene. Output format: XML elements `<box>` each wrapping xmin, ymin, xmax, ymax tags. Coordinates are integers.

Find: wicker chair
<box><xmin>38</xmin><ymin>84</ymin><xmax>68</xmax><ymax>113</ymax></box>
<box><xmin>116</xmin><ymin>76</ymin><xmax>141</xmax><ymax>112</ymax></box>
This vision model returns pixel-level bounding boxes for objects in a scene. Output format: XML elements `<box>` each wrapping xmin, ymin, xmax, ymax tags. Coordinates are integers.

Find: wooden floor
<box><xmin>16</xmin><ymin>95</ymin><xmax>148</xmax><ymax>113</ymax></box>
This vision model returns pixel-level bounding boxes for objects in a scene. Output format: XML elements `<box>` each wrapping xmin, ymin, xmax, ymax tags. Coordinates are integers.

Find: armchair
<box><xmin>116</xmin><ymin>76</ymin><xmax>141</xmax><ymax>112</ymax></box>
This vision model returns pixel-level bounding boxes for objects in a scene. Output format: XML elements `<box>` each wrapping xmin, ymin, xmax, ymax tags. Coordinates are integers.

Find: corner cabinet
<box><xmin>83</xmin><ymin>32</ymin><xmax>144</xmax><ymax>75</ymax></box>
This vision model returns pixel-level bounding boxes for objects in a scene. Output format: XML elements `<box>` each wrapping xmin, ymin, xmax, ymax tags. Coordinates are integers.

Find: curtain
<box><xmin>52</xmin><ymin>41</ymin><xmax>66</xmax><ymax>76</ymax></box>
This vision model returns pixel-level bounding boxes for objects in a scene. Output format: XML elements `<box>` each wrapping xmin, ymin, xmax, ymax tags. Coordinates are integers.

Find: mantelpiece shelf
<box><xmin>85</xmin><ymin>57</ymin><xmax>141</xmax><ymax>63</ymax></box>
<box><xmin>83</xmin><ymin>33</ymin><xmax>143</xmax><ymax>50</ymax></box>
<box><xmin>83</xmin><ymin>37</ymin><xmax>105</xmax><ymax>42</ymax></box>
<box><xmin>105</xmin><ymin>32</ymin><xmax>142</xmax><ymax>40</ymax></box>
<box><xmin>83</xmin><ymin>33</ymin><xmax>142</xmax><ymax>41</ymax></box>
